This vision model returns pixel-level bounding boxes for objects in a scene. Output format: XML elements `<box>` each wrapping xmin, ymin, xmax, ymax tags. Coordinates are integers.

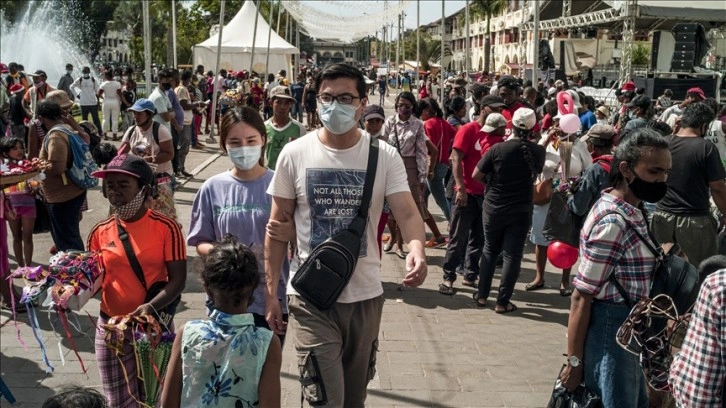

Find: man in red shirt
<box><xmin>439</xmin><ymin>95</ymin><xmax>506</xmax><ymax>295</ymax></box>
<box><xmin>496</xmin><ymin>76</ymin><xmax>526</xmax><ymax>136</ymax></box>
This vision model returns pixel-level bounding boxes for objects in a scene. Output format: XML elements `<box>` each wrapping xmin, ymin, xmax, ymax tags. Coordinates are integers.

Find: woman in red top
<box><xmin>419</xmin><ymin>98</ymin><xmax>456</xmax><ymax>224</ymax></box>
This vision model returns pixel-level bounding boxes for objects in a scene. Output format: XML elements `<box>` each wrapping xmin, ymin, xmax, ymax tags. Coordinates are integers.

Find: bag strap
<box><xmin>116</xmin><ymin>217</ymin><xmax>148</xmax><ymax>290</ymax></box>
<box><xmin>347</xmin><ymin>136</ymin><xmax>379</xmax><ymax>237</ymax></box>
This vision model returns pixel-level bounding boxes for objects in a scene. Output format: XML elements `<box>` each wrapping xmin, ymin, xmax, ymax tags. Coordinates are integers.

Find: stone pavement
<box><xmin>1</xmin><ymin>96</ymin><xmax>573</xmax><ymax>407</ymax></box>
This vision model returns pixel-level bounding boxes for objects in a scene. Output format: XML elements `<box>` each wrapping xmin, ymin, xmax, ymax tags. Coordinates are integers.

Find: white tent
<box><xmin>193</xmin><ymin>0</ymin><xmax>299</xmax><ymax>75</ymax></box>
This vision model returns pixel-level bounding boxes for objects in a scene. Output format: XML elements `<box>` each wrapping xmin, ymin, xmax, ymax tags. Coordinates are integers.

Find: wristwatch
<box><xmin>567</xmin><ymin>355</ymin><xmax>582</xmax><ymax>367</ymax></box>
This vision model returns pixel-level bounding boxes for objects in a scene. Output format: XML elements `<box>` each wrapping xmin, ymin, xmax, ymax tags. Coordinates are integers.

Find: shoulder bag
<box><xmin>116</xmin><ymin>218</ymin><xmax>181</xmax><ymax>330</ymax></box>
<box><xmin>291</xmin><ymin>137</ymin><xmax>379</xmax><ymax>310</ymax></box>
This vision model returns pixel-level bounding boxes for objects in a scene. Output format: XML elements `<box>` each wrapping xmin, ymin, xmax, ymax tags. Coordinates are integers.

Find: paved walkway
<box><xmin>1</xmin><ymin>97</ymin><xmax>573</xmax><ymax>407</ymax></box>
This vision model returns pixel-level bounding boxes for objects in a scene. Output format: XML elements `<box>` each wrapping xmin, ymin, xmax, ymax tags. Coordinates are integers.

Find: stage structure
<box><xmin>519</xmin><ymin>0</ymin><xmax>726</xmax><ymax>91</ymax></box>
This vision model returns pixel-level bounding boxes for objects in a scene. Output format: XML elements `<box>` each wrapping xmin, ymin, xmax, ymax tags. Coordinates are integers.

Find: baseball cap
<box><xmin>686</xmin><ymin>87</ymin><xmax>706</xmax><ymax>100</ymax></box>
<box><xmin>28</xmin><ymin>69</ymin><xmax>47</xmax><ymax>78</ymax></box>
<box><xmin>128</xmin><ymin>98</ymin><xmax>157</xmax><ymax>114</ymax></box>
<box><xmin>92</xmin><ymin>154</ymin><xmax>154</xmax><ymax>186</ymax></box>
<box><xmin>621</xmin><ymin>81</ymin><xmax>636</xmax><ymax>92</ymax></box>
<box><xmin>363</xmin><ymin>105</ymin><xmax>385</xmax><ymax>121</ymax></box>
<box><xmin>0</xmin><ymin>63</ymin><xmax>8</xmax><ymax>74</ymax></box>
<box><xmin>625</xmin><ymin>95</ymin><xmax>651</xmax><ymax>109</ymax></box>
<box><xmin>547</xmin><ymin>87</ymin><xmax>556</xmax><ymax>96</ymax></box>
<box><xmin>581</xmin><ymin>124</ymin><xmax>616</xmax><ymax>143</ymax></box>
<box><xmin>9</xmin><ymin>84</ymin><xmax>24</xmax><ymax>94</ymax></box>
<box><xmin>481</xmin><ymin>113</ymin><xmax>507</xmax><ymax>133</ymax></box>
<box><xmin>270</xmin><ymin>85</ymin><xmax>295</xmax><ymax>101</ymax></box>
<box><xmin>567</xmin><ymin>90</ymin><xmax>583</xmax><ymax>109</ymax></box>
<box><xmin>512</xmin><ymin>108</ymin><xmax>536</xmax><ymax>130</ymax></box>
<box><xmin>478</xmin><ymin>95</ymin><xmax>506</xmax><ymax>108</ymax></box>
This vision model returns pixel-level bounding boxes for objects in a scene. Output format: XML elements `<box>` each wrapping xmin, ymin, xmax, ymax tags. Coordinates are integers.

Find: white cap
<box><xmin>548</xmin><ymin>87</ymin><xmax>556</xmax><ymax>96</ymax></box>
<box><xmin>512</xmin><ymin>108</ymin><xmax>537</xmax><ymax>130</ymax></box>
<box><xmin>481</xmin><ymin>113</ymin><xmax>507</xmax><ymax>133</ymax></box>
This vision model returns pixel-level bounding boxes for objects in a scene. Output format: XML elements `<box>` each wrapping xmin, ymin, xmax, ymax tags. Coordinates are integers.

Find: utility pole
<box><xmin>208</xmin><ymin>0</ymin><xmax>225</xmax><ymax>143</ymax></box>
<box><xmin>250</xmin><ymin>0</ymin><xmax>259</xmax><ymax>73</ymax></box>
<box><xmin>416</xmin><ymin>0</ymin><xmax>420</xmax><ymax>90</ymax></box>
<box><xmin>465</xmin><ymin>1</ymin><xmax>470</xmax><ymax>77</ymax></box>
<box><xmin>396</xmin><ymin>10</ymin><xmax>401</xmax><ymax>94</ymax></box>
<box><xmin>532</xmin><ymin>0</ymin><xmax>540</xmax><ymax>84</ymax></box>
<box><xmin>172</xmin><ymin>0</ymin><xmax>177</xmax><ymax>68</ymax></box>
<box><xmin>440</xmin><ymin>0</ymin><xmax>445</xmax><ymax>103</ymax></box>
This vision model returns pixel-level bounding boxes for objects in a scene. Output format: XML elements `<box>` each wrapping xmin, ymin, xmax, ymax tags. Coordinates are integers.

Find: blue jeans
<box><xmin>47</xmin><ymin>191</ymin><xmax>86</xmax><ymax>251</ymax></box>
<box><xmin>584</xmin><ymin>302</ymin><xmax>649</xmax><ymax>408</ymax></box>
<box><xmin>477</xmin><ymin>211</ymin><xmax>530</xmax><ymax>306</ymax></box>
<box><xmin>426</xmin><ymin>163</ymin><xmax>451</xmax><ymax>222</ymax></box>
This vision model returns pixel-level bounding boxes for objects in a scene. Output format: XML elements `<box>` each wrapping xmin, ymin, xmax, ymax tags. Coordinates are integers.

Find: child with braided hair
<box><xmin>161</xmin><ymin>235</ymin><xmax>281</xmax><ymax>408</ymax></box>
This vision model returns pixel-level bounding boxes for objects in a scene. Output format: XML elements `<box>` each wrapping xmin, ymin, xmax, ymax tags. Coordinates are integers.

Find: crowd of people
<box><xmin>1</xmin><ymin>58</ymin><xmax>725</xmax><ymax>408</ymax></box>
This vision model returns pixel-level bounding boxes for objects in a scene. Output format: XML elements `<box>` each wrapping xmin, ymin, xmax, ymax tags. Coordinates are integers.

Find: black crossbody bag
<box><xmin>116</xmin><ymin>218</ymin><xmax>181</xmax><ymax>330</ymax></box>
<box><xmin>291</xmin><ymin>137</ymin><xmax>379</xmax><ymax>310</ymax></box>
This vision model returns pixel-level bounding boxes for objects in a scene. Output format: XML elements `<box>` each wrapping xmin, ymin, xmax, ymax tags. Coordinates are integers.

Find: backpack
<box><xmin>46</xmin><ymin>126</ymin><xmax>99</xmax><ymax>189</ymax></box>
<box><xmin>123</xmin><ymin>121</ymin><xmax>161</xmax><ymax>147</ymax></box>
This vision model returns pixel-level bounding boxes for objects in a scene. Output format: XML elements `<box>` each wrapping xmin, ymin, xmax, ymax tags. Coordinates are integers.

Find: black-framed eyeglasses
<box><xmin>318</xmin><ymin>93</ymin><xmax>360</xmax><ymax>105</ymax></box>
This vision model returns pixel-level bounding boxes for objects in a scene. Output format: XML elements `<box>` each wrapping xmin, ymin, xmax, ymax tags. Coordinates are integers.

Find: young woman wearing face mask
<box><xmin>380</xmin><ymin>92</ymin><xmax>437</xmax><ymax>259</ymax></box>
<box><xmin>559</xmin><ymin>128</ymin><xmax>672</xmax><ymax>407</ymax></box>
<box><xmin>187</xmin><ymin>106</ymin><xmax>295</xmax><ymax>342</ymax></box>
<box><xmin>88</xmin><ymin>154</ymin><xmax>187</xmax><ymax>407</ymax></box>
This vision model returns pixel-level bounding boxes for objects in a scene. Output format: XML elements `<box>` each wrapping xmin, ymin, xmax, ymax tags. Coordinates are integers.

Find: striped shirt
<box><xmin>669</xmin><ymin>269</ymin><xmax>725</xmax><ymax>408</ymax></box>
<box><xmin>573</xmin><ymin>190</ymin><xmax>656</xmax><ymax>303</ymax></box>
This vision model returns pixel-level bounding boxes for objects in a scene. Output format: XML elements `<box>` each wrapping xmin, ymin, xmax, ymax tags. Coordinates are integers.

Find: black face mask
<box><xmin>162</xmin><ymin>83</ymin><xmax>172</xmax><ymax>91</ymax></box>
<box><xmin>628</xmin><ymin>165</ymin><xmax>667</xmax><ymax>203</ymax></box>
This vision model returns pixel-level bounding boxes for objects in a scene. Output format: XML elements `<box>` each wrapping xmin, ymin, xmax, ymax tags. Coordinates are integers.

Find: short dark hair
<box><xmin>315</xmin><ymin>63</ymin><xmax>367</xmax><ymax>101</ymax></box>
<box><xmin>679</xmin><ymin>102</ymin><xmax>715</xmax><ymax>130</ymax></box>
<box><xmin>698</xmin><ymin>255</ymin><xmax>726</xmax><ymax>282</ymax></box>
<box><xmin>42</xmin><ymin>385</ymin><xmax>108</xmax><ymax>408</ymax></box>
<box><xmin>497</xmin><ymin>75</ymin><xmax>520</xmax><ymax>92</ymax></box>
<box><xmin>104</xmin><ymin>71</ymin><xmax>113</xmax><ymax>80</ymax></box>
<box><xmin>609</xmin><ymin>128</ymin><xmax>669</xmax><ymax>187</ymax></box>
<box><xmin>181</xmin><ymin>70</ymin><xmax>193</xmax><ymax>82</ymax></box>
<box><xmin>202</xmin><ymin>235</ymin><xmax>260</xmax><ymax>307</ymax></box>
<box><xmin>395</xmin><ymin>92</ymin><xmax>418</xmax><ymax>116</ymax></box>
<box><xmin>36</xmin><ymin>100</ymin><xmax>63</xmax><ymax>120</ymax></box>
<box><xmin>220</xmin><ymin>106</ymin><xmax>267</xmax><ymax>165</ymax></box>
<box><xmin>448</xmin><ymin>96</ymin><xmax>466</xmax><ymax>114</ymax></box>
<box><xmin>469</xmin><ymin>83</ymin><xmax>488</xmax><ymax>99</ymax></box>
<box><xmin>91</xmin><ymin>142</ymin><xmax>118</xmax><ymax>167</ymax></box>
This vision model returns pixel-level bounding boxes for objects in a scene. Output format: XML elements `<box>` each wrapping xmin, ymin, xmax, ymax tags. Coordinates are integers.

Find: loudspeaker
<box><xmin>671</xmin><ymin>60</ymin><xmax>694</xmax><ymax>71</ymax></box>
<box><xmin>651</xmin><ymin>31</ymin><xmax>661</xmax><ymax>71</ymax></box>
<box><xmin>670</xmin><ymin>23</ymin><xmax>710</xmax><ymax>73</ymax></box>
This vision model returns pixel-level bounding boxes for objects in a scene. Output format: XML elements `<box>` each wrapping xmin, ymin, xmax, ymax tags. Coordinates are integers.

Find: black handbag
<box><xmin>547</xmin><ymin>365</ymin><xmax>602</xmax><ymax>408</ymax></box>
<box><xmin>116</xmin><ymin>218</ymin><xmax>181</xmax><ymax>330</ymax></box>
<box><xmin>291</xmin><ymin>137</ymin><xmax>379</xmax><ymax>310</ymax></box>
<box><xmin>543</xmin><ymin>188</ymin><xmax>583</xmax><ymax>248</ymax></box>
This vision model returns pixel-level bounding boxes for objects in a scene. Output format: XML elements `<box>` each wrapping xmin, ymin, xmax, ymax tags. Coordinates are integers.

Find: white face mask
<box><xmin>227</xmin><ymin>145</ymin><xmax>262</xmax><ymax>170</ymax></box>
<box><xmin>319</xmin><ymin>100</ymin><xmax>359</xmax><ymax>135</ymax></box>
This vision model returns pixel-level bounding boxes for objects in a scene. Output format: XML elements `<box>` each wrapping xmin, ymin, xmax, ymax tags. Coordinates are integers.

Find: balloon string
<box><xmin>58</xmin><ymin>309</ymin><xmax>89</xmax><ymax>375</ymax></box>
<box><xmin>8</xmin><ymin>277</ymin><xmax>29</xmax><ymax>351</ymax></box>
<box><xmin>27</xmin><ymin>304</ymin><xmax>54</xmax><ymax>373</ymax></box>
<box><xmin>46</xmin><ymin>308</ymin><xmax>66</xmax><ymax>367</ymax></box>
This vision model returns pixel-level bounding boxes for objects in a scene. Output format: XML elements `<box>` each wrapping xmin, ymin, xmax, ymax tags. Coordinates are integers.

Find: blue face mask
<box><xmin>227</xmin><ymin>145</ymin><xmax>261</xmax><ymax>170</ymax></box>
<box><xmin>319</xmin><ymin>100</ymin><xmax>359</xmax><ymax>135</ymax></box>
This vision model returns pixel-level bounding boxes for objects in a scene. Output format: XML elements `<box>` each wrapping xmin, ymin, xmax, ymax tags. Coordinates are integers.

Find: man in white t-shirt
<box><xmin>148</xmin><ymin>69</ymin><xmax>174</xmax><ymax>131</ymax></box>
<box><xmin>265</xmin><ymin>64</ymin><xmax>427</xmax><ymax>407</ymax></box>
<box><xmin>72</xmin><ymin>66</ymin><xmax>102</xmax><ymax>133</ymax></box>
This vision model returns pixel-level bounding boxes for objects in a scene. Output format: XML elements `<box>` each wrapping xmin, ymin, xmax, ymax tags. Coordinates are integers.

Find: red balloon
<box><xmin>547</xmin><ymin>240</ymin><xmax>579</xmax><ymax>269</ymax></box>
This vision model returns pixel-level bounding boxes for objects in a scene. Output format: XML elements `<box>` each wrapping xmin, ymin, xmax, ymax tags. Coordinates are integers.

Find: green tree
<box><xmin>632</xmin><ymin>42</ymin><xmax>650</xmax><ymax>66</ymax></box>
<box><xmin>401</xmin><ymin>30</ymin><xmax>447</xmax><ymax>72</ymax></box>
<box><xmin>470</xmin><ymin>0</ymin><xmax>509</xmax><ymax>73</ymax></box>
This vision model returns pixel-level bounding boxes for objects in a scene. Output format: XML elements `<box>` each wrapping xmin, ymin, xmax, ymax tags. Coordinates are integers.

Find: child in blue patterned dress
<box><xmin>160</xmin><ymin>235</ymin><xmax>281</xmax><ymax>408</ymax></box>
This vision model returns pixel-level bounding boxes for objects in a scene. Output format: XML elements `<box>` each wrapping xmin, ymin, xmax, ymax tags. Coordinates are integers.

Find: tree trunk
<box><xmin>166</xmin><ymin>25</ymin><xmax>174</xmax><ymax>68</ymax></box>
<box><xmin>484</xmin><ymin>14</ymin><xmax>492</xmax><ymax>74</ymax></box>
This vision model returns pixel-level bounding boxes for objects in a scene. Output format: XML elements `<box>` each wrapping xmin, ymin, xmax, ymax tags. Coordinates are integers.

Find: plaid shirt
<box><xmin>669</xmin><ymin>270</ymin><xmax>725</xmax><ymax>408</ymax></box>
<box><xmin>573</xmin><ymin>191</ymin><xmax>656</xmax><ymax>303</ymax></box>
<box><xmin>382</xmin><ymin>115</ymin><xmax>429</xmax><ymax>183</ymax></box>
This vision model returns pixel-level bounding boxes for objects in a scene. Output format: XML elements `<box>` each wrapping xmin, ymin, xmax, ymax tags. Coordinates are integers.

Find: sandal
<box><xmin>438</xmin><ymin>282</ymin><xmax>455</xmax><ymax>296</ymax></box>
<box><xmin>560</xmin><ymin>288</ymin><xmax>573</xmax><ymax>297</ymax></box>
<box><xmin>472</xmin><ymin>291</ymin><xmax>487</xmax><ymax>308</ymax></box>
<box><xmin>525</xmin><ymin>281</ymin><xmax>545</xmax><ymax>291</ymax></box>
<box><xmin>461</xmin><ymin>279</ymin><xmax>477</xmax><ymax>288</ymax></box>
<box><xmin>383</xmin><ymin>241</ymin><xmax>393</xmax><ymax>253</ymax></box>
<box><xmin>425</xmin><ymin>237</ymin><xmax>447</xmax><ymax>248</ymax></box>
<box><xmin>395</xmin><ymin>249</ymin><xmax>407</xmax><ymax>259</ymax></box>
<box><xmin>495</xmin><ymin>303</ymin><xmax>518</xmax><ymax>314</ymax></box>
